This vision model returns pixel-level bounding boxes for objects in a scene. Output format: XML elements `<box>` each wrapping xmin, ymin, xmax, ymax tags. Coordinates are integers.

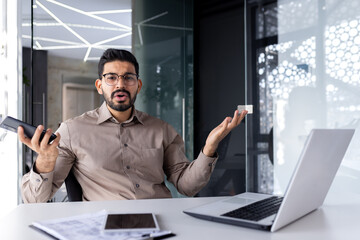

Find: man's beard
<box><xmin>104</xmin><ymin>88</ymin><xmax>137</xmax><ymax>112</ymax></box>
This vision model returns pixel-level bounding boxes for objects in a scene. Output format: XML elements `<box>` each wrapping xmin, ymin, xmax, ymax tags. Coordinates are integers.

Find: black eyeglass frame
<box><xmin>101</xmin><ymin>72</ymin><xmax>139</xmax><ymax>86</ymax></box>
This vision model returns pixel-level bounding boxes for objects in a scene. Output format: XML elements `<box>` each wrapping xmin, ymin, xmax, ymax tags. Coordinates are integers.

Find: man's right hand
<box><xmin>18</xmin><ymin>125</ymin><xmax>60</xmax><ymax>173</ymax></box>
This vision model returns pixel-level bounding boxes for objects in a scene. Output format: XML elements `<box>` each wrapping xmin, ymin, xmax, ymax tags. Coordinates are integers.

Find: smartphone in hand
<box><xmin>0</xmin><ymin>116</ymin><xmax>57</xmax><ymax>144</ymax></box>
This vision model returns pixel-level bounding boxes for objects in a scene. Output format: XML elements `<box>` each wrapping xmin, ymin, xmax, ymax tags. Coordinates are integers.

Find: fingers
<box><xmin>231</xmin><ymin>110</ymin><xmax>240</xmax><ymax>126</ymax></box>
<box><xmin>220</xmin><ymin>117</ymin><xmax>231</xmax><ymax>131</ymax></box>
<box><xmin>237</xmin><ymin>110</ymin><xmax>248</xmax><ymax>123</ymax></box>
<box><xmin>18</xmin><ymin>125</ymin><xmax>60</xmax><ymax>153</ymax></box>
<box><xmin>40</xmin><ymin>128</ymin><xmax>60</xmax><ymax>148</ymax></box>
<box><xmin>207</xmin><ymin>110</ymin><xmax>249</xmax><ymax>150</ymax></box>
<box><xmin>227</xmin><ymin>110</ymin><xmax>241</xmax><ymax>128</ymax></box>
<box><xmin>224</xmin><ymin>110</ymin><xmax>248</xmax><ymax>130</ymax></box>
<box><xmin>40</xmin><ymin>129</ymin><xmax>50</xmax><ymax>147</ymax></box>
<box><xmin>40</xmin><ymin>128</ymin><xmax>52</xmax><ymax>148</ymax></box>
<box><xmin>54</xmin><ymin>132</ymin><xmax>61</xmax><ymax>144</ymax></box>
<box><xmin>31</xmin><ymin>125</ymin><xmax>45</xmax><ymax>150</ymax></box>
<box><xmin>17</xmin><ymin>126</ymin><xmax>31</xmax><ymax>146</ymax></box>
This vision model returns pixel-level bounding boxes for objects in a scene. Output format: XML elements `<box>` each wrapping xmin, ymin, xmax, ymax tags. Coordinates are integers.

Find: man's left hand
<box><xmin>203</xmin><ymin>110</ymin><xmax>248</xmax><ymax>157</ymax></box>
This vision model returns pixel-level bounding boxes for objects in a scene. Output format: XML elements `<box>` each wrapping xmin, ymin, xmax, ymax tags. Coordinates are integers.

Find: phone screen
<box><xmin>103</xmin><ymin>213</ymin><xmax>159</xmax><ymax>232</ymax></box>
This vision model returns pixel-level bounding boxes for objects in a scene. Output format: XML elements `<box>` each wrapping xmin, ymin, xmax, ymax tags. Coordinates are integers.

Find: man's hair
<box><xmin>98</xmin><ymin>49</ymin><xmax>139</xmax><ymax>78</ymax></box>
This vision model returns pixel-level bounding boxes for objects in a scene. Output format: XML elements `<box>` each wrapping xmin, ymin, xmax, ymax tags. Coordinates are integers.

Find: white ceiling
<box><xmin>22</xmin><ymin>0</ymin><xmax>132</xmax><ymax>62</ymax></box>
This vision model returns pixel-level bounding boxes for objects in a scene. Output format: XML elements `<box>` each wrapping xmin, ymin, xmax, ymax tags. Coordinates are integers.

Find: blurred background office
<box><xmin>0</xmin><ymin>0</ymin><xmax>359</xmax><ymax>219</ymax></box>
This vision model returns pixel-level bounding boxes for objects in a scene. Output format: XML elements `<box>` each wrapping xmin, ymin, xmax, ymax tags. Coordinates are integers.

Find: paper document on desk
<box><xmin>31</xmin><ymin>210</ymin><xmax>168</xmax><ymax>240</ymax></box>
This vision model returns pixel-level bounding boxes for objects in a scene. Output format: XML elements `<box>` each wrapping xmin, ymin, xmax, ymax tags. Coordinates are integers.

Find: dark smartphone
<box><xmin>103</xmin><ymin>213</ymin><xmax>160</xmax><ymax>232</ymax></box>
<box><xmin>0</xmin><ymin>116</ymin><xmax>57</xmax><ymax>144</ymax></box>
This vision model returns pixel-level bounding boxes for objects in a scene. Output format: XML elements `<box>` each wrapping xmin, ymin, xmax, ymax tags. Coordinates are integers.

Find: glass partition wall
<box><xmin>133</xmin><ymin>0</ymin><xmax>194</xmax><ymax>197</ymax></box>
<box><xmin>22</xmin><ymin>0</ymin><xmax>130</xmax><ymax>201</ymax></box>
<box><xmin>22</xmin><ymin>0</ymin><xmax>193</xmax><ymax>200</ymax></box>
<box><xmin>246</xmin><ymin>0</ymin><xmax>360</xmax><ymax>195</ymax></box>
<box><xmin>133</xmin><ymin>0</ymin><xmax>194</xmax><ymax>159</ymax></box>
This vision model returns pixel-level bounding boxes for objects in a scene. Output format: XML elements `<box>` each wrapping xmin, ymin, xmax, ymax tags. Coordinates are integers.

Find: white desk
<box><xmin>1</xmin><ymin>190</ymin><xmax>360</xmax><ymax>240</ymax></box>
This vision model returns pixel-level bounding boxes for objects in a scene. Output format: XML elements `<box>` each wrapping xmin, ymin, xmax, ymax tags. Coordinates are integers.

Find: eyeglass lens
<box><xmin>104</xmin><ymin>73</ymin><xmax>137</xmax><ymax>86</ymax></box>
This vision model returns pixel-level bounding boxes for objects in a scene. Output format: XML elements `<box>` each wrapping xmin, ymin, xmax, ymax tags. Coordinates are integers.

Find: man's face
<box><xmin>95</xmin><ymin>60</ymin><xmax>142</xmax><ymax>112</ymax></box>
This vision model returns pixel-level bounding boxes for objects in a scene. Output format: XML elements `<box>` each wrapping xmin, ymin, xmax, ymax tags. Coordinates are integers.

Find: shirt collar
<box><xmin>97</xmin><ymin>102</ymin><xmax>144</xmax><ymax>125</ymax></box>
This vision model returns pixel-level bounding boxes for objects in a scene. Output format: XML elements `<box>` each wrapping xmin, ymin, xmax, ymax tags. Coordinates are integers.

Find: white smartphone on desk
<box><xmin>103</xmin><ymin>213</ymin><xmax>160</xmax><ymax>233</ymax></box>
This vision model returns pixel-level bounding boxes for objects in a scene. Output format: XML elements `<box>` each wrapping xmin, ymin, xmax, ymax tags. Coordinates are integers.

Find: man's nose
<box><xmin>115</xmin><ymin>76</ymin><xmax>126</xmax><ymax>88</ymax></box>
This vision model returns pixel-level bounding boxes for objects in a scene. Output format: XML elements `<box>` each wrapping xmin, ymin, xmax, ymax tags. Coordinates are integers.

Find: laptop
<box><xmin>184</xmin><ymin>129</ymin><xmax>355</xmax><ymax>232</ymax></box>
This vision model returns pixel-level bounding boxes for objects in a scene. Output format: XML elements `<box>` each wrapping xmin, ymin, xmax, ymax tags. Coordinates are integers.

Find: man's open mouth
<box><xmin>113</xmin><ymin>91</ymin><xmax>129</xmax><ymax>102</ymax></box>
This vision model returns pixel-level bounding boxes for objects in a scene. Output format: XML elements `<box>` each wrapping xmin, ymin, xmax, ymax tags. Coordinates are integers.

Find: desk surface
<box><xmin>1</xmin><ymin>191</ymin><xmax>360</xmax><ymax>240</ymax></box>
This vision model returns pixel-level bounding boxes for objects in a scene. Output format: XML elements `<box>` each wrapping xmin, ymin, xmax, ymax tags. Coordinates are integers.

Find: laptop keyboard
<box><xmin>221</xmin><ymin>196</ymin><xmax>283</xmax><ymax>222</ymax></box>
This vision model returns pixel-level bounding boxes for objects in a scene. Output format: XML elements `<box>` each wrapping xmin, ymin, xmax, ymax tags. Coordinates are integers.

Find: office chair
<box><xmin>268</xmin><ymin>127</ymin><xmax>274</xmax><ymax>165</ymax></box>
<box><xmin>196</xmin><ymin>132</ymin><xmax>238</xmax><ymax>196</ymax></box>
<box><xmin>64</xmin><ymin>169</ymin><xmax>83</xmax><ymax>202</ymax></box>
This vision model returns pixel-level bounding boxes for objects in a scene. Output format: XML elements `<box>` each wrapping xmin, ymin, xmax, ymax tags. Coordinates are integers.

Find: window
<box><xmin>0</xmin><ymin>0</ymin><xmax>22</xmax><ymax>218</ymax></box>
<box><xmin>246</xmin><ymin>0</ymin><xmax>360</xmax><ymax>194</ymax></box>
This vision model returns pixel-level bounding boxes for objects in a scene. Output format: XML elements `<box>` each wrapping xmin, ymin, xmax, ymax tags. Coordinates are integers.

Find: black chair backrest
<box><xmin>64</xmin><ymin>169</ymin><xmax>83</xmax><ymax>202</ymax></box>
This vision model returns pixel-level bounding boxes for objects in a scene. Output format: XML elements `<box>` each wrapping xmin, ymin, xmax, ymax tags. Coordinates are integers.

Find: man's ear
<box><xmin>137</xmin><ymin>79</ymin><xmax>143</xmax><ymax>94</ymax></box>
<box><xmin>95</xmin><ymin>79</ymin><xmax>103</xmax><ymax>94</ymax></box>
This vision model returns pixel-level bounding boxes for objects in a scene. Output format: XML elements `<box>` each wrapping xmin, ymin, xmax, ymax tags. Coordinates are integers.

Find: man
<box><xmin>19</xmin><ymin>49</ymin><xmax>247</xmax><ymax>203</ymax></box>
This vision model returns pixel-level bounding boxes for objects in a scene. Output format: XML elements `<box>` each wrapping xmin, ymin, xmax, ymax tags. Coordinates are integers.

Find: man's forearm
<box><xmin>173</xmin><ymin>151</ymin><xmax>218</xmax><ymax>197</ymax></box>
<box><xmin>203</xmin><ymin>143</ymin><xmax>218</xmax><ymax>157</ymax></box>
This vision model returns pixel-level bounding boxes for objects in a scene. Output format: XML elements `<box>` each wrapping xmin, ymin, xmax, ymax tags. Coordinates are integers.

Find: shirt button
<box><xmin>36</xmin><ymin>179</ymin><xmax>41</xmax><ymax>182</ymax></box>
<box><xmin>124</xmin><ymin>143</ymin><xmax>128</xmax><ymax>147</ymax></box>
<box><xmin>43</xmin><ymin>178</ymin><xmax>48</xmax><ymax>181</ymax></box>
<box><xmin>126</xmin><ymin>165</ymin><xmax>130</xmax><ymax>170</ymax></box>
<box><xmin>135</xmin><ymin>184</ymin><xmax>140</xmax><ymax>188</ymax></box>
<box><xmin>208</xmin><ymin>163</ymin><xmax>213</xmax><ymax>167</ymax></box>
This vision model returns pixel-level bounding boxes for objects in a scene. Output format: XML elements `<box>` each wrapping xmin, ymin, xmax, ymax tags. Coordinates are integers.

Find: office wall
<box><xmin>47</xmin><ymin>56</ymin><xmax>98</xmax><ymax>131</ymax></box>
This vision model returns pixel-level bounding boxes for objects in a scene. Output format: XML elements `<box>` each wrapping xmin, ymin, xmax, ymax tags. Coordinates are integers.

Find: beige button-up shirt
<box><xmin>21</xmin><ymin>102</ymin><xmax>218</xmax><ymax>203</ymax></box>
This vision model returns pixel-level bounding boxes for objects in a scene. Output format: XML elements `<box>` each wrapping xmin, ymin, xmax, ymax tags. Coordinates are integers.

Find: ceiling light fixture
<box><xmin>138</xmin><ymin>11</ymin><xmax>168</xmax><ymax>25</ymax></box>
<box><xmin>86</xmin><ymin>57</ymin><xmax>100</xmax><ymax>61</ymax></box>
<box><xmin>86</xmin><ymin>32</ymin><xmax>132</xmax><ymax>62</ymax></box>
<box><xmin>86</xmin><ymin>9</ymin><xmax>132</xmax><ymax>15</ymax></box>
<box><xmin>139</xmin><ymin>23</ymin><xmax>193</xmax><ymax>31</ymax></box>
<box><xmin>137</xmin><ymin>11</ymin><xmax>168</xmax><ymax>45</ymax></box>
<box><xmin>92</xmin><ymin>45</ymin><xmax>131</xmax><ymax>50</ymax></box>
<box><xmin>84</xmin><ymin>46</ymin><xmax>92</xmax><ymax>62</ymax></box>
<box><xmin>24</xmin><ymin>22</ymin><xmax>130</xmax><ymax>32</ymax></box>
<box><xmin>35</xmin><ymin>41</ymin><xmax>42</xmax><ymax>49</ymax></box>
<box><xmin>46</xmin><ymin>0</ymin><xmax>131</xmax><ymax>30</ymax></box>
<box><xmin>92</xmin><ymin>32</ymin><xmax>132</xmax><ymax>46</ymax></box>
<box><xmin>36</xmin><ymin>0</ymin><xmax>90</xmax><ymax>45</ymax></box>
<box><xmin>26</xmin><ymin>0</ymin><xmax>132</xmax><ymax>61</ymax></box>
<box><xmin>23</xmin><ymin>35</ymin><xmax>82</xmax><ymax>45</ymax></box>
<box><xmin>37</xmin><ymin>45</ymin><xmax>88</xmax><ymax>50</ymax></box>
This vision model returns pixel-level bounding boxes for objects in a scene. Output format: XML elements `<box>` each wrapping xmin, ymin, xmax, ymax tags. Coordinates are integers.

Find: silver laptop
<box><xmin>184</xmin><ymin>129</ymin><xmax>355</xmax><ymax>232</ymax></box>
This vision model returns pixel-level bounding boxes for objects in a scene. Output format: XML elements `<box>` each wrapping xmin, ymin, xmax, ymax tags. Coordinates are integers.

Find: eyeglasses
<box><xmin>102</xmin><ymin>73</ymin><xmax>139</xmax><ymax>86</ymax></box>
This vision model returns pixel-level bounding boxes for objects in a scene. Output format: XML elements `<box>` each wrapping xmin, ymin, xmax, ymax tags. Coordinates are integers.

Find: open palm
<box><xmin>203</xmin><ymin>110</ymin><xmax>248</xmax><ymax>157</ymax></box>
